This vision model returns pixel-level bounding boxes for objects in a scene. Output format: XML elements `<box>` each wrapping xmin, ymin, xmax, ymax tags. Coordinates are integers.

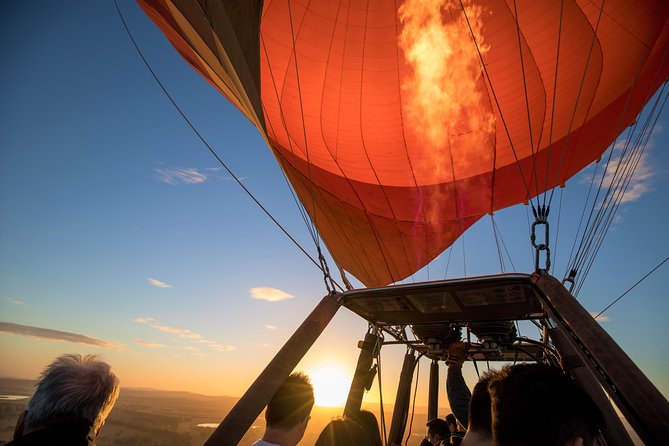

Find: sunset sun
<box><xmin>309</xmin><ymin>365</ymin><xmax>351</xmax><ymax>407</ymax></box>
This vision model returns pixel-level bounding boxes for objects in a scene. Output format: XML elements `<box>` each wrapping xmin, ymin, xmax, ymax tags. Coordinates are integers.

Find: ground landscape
<box><xmin>0</xmin><ymin>378</ymin><xmax>428</xmax><ymax>446</ymax></box>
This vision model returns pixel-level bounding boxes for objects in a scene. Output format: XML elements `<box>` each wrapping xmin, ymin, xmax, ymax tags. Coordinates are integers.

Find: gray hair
<box><xmin>25</xmin><ymin>354</ymin><xmax>120</xmax><ymax>434</ymax></box>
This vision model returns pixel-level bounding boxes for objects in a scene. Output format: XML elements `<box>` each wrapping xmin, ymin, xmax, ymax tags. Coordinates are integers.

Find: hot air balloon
<box><xmin>135</xmin><ymin>1</ymin><xmax>668</xmax><ymax>445</ymax></box>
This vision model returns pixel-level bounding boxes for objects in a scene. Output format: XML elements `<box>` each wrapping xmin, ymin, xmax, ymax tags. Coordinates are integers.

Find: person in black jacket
<box><xmin>9</xmin><ymin>354</ymin><xmax>119</xmax><ymax>446</ymax></box>
<box><xmin>488</xmin><ymin>363</ymin><xmax>603</xmax><ymax>446</ymax></box>
<box><xmin>446</xmin><ymin>342</ymin><xmax>496</xmax><ymax>446</ymax></box>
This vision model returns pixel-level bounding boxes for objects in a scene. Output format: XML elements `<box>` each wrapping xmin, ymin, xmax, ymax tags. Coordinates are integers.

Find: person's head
<box><xmin>488</xmin><ymin>363</ymin><xmax>603</xmax><ymax>446</ymax></box>
<box><xmin>315</xmin><ymin>417</ymin><xmax>369</xmax><ymax>446</ymax></box>
<box><xmin>426</xmin><ymin>417</ymin><xmax>450</xmax><ymax>444</ymax></box>
<box><xmin>349</xmin><ymin>410</ymin><xmax>382</xmax><ymax>446</ymax></box>
<box><xmin>264</xmin><ymin>372</ymin><xmax>314</xmax><ymax>443</ymax></box>
<box><xmin>445</xmin><ymin>413</ymin><xmax>458</xmax><ymax>433</ymax></box>
<box><xmin>20</xmin><ymin>354</ymin><xmax>119</xmax><ymax>438</ymax></box>
<box><xmin>460</xmin><ymin>372</ymin><xmax>494</xmax><ymax>446</ymax></box>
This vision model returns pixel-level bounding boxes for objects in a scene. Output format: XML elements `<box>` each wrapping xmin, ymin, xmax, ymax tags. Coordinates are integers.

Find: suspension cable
<box><xmin>570</xmin><ymin>84</ymin><xmax>666</xmax><ymax>288</ymax></box>
<box><xmin>458</xmin><ymin>0</ymin><xmax>537</xmax><ymax>210</ymax></box>
<box><xmin>594</xmin><ymin>256</ymin><xmax>669</xmax><ymax>319</ymax></box>
<box><xmin>492</xmin><ymin>215</ymin><xmax>517</xmax><ymax>272</ymax></box>
<box><xmin>285</xmin><ymin>0</ymin><xmax>321</xmax><ymax>242</ymax></box>
<box><xmin>113</xmin><ymin>0</ymin><xmax>344</xmax><ymax>291</ymax></box>
<box><xmin>512</xmin><ymin>0</ymin><xmax>541</xmax><ymax>200</ymax></box>
<box><xmin>541</xmin><ymin>0</ymin><xmax>565</xmax><ymax>208</ymax></box>
<box><xmin>547</xmin><ymin>0</ymin><xmax>606</xmax><ymax>208</ymax></box>
<box><xmin>570</xmin><ymin>85</ymin><xmax>667</xmax><ymax>293</ymax></box>
<box><xmin>550</xmin><ymin>187</ymin><xmax>564</xmax><ymax>275</ymax></box>
<box><xmin>571</xmin><ymin>83</ymin><xmax>666</xmax><ymax>282</ymax></box>
<box><xmin>443</xmin><ymin>246</ymin><xmax>454</xmax><ymax>279</ymax></box>
<box><xmin>491</xmin><ymin>215</ymin><xmax>506</xmax><ymax>273</ymax></box>
<box><xmin>563</xmin><ymin>8</ymin><xmax>669</xmax><ymax>288</ymax></box>
<box><xmin>462</xmin><ymin>234</ymin><xmax>467</xmax><ymax>277</ymax></box>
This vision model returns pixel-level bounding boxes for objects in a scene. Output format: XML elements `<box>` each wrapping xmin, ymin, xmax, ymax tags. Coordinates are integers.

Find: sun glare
<box><xmin>309</xmin><ymin>365</ymin><xmax>351</xmax><ymax>408</ymax></box>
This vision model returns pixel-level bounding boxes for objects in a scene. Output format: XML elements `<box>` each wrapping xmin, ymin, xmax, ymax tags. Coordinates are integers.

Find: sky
<box><xmin>1</xmin><ymin>0</ymin><xmax>668</xmax><ymax>414</ymax></box>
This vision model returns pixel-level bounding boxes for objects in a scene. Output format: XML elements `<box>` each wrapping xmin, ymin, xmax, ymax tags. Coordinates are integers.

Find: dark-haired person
<box><xmin>315</xmin><ymin>417</ymin><xmax>369</xmax><ymax>446</ymax></box>
<box><xmin>349</xmin><ymin>409</ymin><xmax>382</xmax><ymax>446</ymax></box>
<box><xmin>254</xmin><ymin>372</ymin><xmax>314</xmax><ymax>446</ymax></box>
<box><xmin>460</xmin><ymin>372</ymin><xmax>495</xmax><ymax>446</ymax></box>
<box><xmin>9</xmin><ymin>354</ymin><xmax>119</xmax><ymax>446</ymax></box>
<box><xmin>422</xmin><ymin>417</ymin><xmax>450</xmax><ymax>445</ymax></box>
<box><xmin>488</xmin><ymin>363</ymin><xmax>604</xmax><ymax>446</ymax></box>
<box><xmin>445</xmin><ymin>413</ymin><xmax>465</xmax><ymax>445</ymax></box>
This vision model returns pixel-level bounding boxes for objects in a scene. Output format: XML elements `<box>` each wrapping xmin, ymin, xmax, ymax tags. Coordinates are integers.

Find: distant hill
<box><xmin>0</xmin><ymin>378</ymin><xmax>240</xmax><ymax>446</ymax></box>
<box><xmin>0</xmin><ymin>378</ymin><xmax>428</xmax><ymax>446</ymax></box>
<box><xmin>0</xmin><ymin>378</ymin><xmax>34</xmax><ymax>396</ymax></box>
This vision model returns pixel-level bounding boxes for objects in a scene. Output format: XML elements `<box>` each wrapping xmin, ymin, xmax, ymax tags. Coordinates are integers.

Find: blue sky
<box><xmin>1</xmin><ymin>0</ymin><xmax>667</xmax><ymax>406</ymax></box>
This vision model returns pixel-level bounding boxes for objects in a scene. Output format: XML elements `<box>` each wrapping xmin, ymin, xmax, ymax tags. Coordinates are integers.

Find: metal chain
<box><xmin>317</xmin><ymin>246</ymin><xmax>337</xmax><ymax>293</ymax></box>
<box><xmin>531</xmin><ymin>205</ymin><xmax>551</xmax><ymax>273</ymax></box>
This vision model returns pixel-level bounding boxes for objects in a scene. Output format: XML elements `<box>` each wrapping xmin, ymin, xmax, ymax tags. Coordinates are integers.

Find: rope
<box><xmin>492</xmin><ymin>215</ymin><xmax>517</xmax><ymax>272</ymax></box>
<box><xmin>285</xmin><ymin>0</ymin><xmax>345</xmax><ymax>291</ymax></box>
<box><xmin>512</xmin><ymin>0</ymin><xmax>540</xmax><ymax>199</ymax></box>
<box><xmin>541</xmin><ymin>0</ymin><xmax>566</xmax><ymax>207</ymax></box>
<box><xmin>458</xmin><ymin>0</ymin><xmax>536</xmax><ymax>210</ymax></box>
<box><xmin>565</xmin><ymin>152</ymin><xmax>603</xmax><ymax>278</ymax></box>
<box><xmin>258</xmin><ymin>35</ymin><xmax>321</xmax><ymax>250</ymax></box>
<box><xmin>563</xmin><ymin>9</ymin><xmax>669</xmax><ymax>289</ymax></box>
<box><xmin>113</xmin><ymin>0</ymin><xmax>344</xmax><ymax>292</ymax></box>
<box><xmin>286</xmin><ymin>0</ymin><xmax>318</xmax><ymax>229</ymax></box>
<box><xmin>551</xmin><ymin>187</ymin><xmax>564</xmax><ymax>275</ymax></box>
<box><xmin>571</xmin><ymin>84</ymin><xmax>666</xmax><ymax>282</ymax></box>
<box><xmin>568</xmin><ymin>82</ymin><xmax>666</xmax><ymax>289</ymax></box>
<box><xmin>462</xmin><ymin>234</ymin><xmax>467</xmax><ymax>277</ymax></box>
<box><xmin>491</xmin><ymin>215</ymin><xmax>506</xmax><ymax>273</ymax></box>
<box><xmin>547</xmin><ymin>0</ymin><xmax>606</xmax><ymax>207</ymax></box>
<box><xmin>261</xmin><ymin>26</ymin><xmax>380</xmax><ymax>286</ymax></box>
<box><xmin>571</xmin><ymin>85</ymin><xmax>667</xmax><ymax>294</ymax></box>
<box><xmin>594</xmin><ymin>256</ymin><xmax>668</xmax><ymax>319</ymax></box>
<box><xmin>443</xmin><ymin>246</ymin><xmax>454</xmax><ymax>279</ymax></box>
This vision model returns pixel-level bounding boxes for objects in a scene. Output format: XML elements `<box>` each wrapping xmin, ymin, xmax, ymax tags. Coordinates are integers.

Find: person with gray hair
<box><xmin>9</xmin><ymin>354</ymin><xmax>120</xmax><ymax>446</ymax></box>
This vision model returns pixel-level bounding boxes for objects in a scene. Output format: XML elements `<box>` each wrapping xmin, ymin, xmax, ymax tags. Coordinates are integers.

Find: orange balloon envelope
<box><xmin>139</xmin><ymin>0</ymin><xmax>668</xmax><ymax>287</ymax></box>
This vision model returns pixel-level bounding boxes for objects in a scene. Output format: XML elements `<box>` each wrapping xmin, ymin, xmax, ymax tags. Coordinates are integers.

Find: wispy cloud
<box><xmin>0</xmin><ymin>322</ymin><xmax>121</xmax><ymax>349</ymax></box>
<box><xmin>586</xmin><ymin>145</ymin><xmax>656</xmax><ymax>205</ymax></box>
<box><xmin>259</xmin><ymin>343</ymin><xmax>273</xmax><ymax>348</ymax></box>
<box><xmin>134</xmin><ymin>317</ymin><xmax>234</xmax><ymax>353</ymax></box>
<box><xmin>264</xmin><ymin>324</ymin><xmax>278</xmax><ymax>330</ymax></box>
<box><xmin>590</xmin><ymin>312</ymin><xmax>610</xmax><ymax>322</ymax></box>
<box><xmin>198</xmin><ymin>339</ymin><xmax>235</xmax><ymax>352</ymax></box>
<box><xmin>250</xmin><ymin>288</ymin><xmax>293</xmax><ymax>302</ymax></box>
<box><xmin>154</xmin><ymin>166</ymin><xmax>208</xmax><ymax>185</ymax></box>
<box><xmin>135</xmin><ymin>339</ymin><xmax>166</xmax><ymax>349</ymax></box>
<box><xmin>134</xmin><ymin>317</ymin><xmax>201</xmax><ymax>339</ymax></box>
<box><xmin>603</xmin><ymin>152</ymin><xmax>654</xmax><ymax>204</ymax></box>
<box><xmin>3</xmin><ymin>297</ymin><xmax>26</xmax><ymax>305</ymax></box>
<box><xmin>147</xmin><ymin>277</ymin><xmax>173</xmax><ymax>289</ymax></box>
<box><xmin>184</xmin><ymin>346</ymin><xmax>205</xmax><ymax>356</ymax></box>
